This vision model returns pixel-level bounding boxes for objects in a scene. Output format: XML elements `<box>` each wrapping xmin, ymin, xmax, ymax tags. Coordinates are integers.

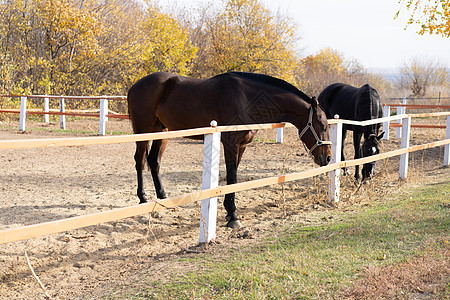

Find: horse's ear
<box><xmin>377</xmin><ymin>132</ymin><xmax>385</xmax><ymax>140</ymax></box>
<box><xmin>311</xmin><ymin>96</ymin><xmax>318</xmax><ymax>111</ymax></box>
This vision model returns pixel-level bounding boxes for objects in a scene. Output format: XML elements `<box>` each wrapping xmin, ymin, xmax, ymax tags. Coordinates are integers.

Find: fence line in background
<box><xmin>1</xmin><ymin>95</ymin><xmax>449</xmax><ymax>136</ymax></box>
<box><xmin>0</xmin><ymin>95</ymin><xmax>128</xmax><ymax>135</ymax></box>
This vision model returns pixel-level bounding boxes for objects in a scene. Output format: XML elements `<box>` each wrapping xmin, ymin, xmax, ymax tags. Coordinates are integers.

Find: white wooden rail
<box><xmin>0</xmin><ymin>112</ymin><xmax>449</xmax><ymax>244</ymax></box>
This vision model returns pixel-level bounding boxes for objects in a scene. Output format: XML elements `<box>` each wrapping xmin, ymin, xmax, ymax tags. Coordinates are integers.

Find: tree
<box><xmin>398</xmin><ymin>57</ymin><xmax>448</xmax><ymax>97</ymax></box>
<box><xmin>0</xmin><ymin>0</ymin><xmax>103</xmax><ymax>95</ymax></box>
<box><xmin>296</xmin><ymin>48</ymin><xmax>388</xmax><ymax>97</ymax></box>
<box><xmin>397</xmin><ymin>0</ymin><xmax>450</xmax><ymax>37</ymax></box>
<box><xmin>189</xmin><ymin>0</ymin><xmax>300</xmax><ymax>82</ymax></box>
<box><xmin>0</xmin><ymin>0</ymin><xmax>198</xmax><ymax>96</ymax></box>
<box><xmin>36</xmin><ymin>0</ymin><xmax>102</xmax><ymax>95</ymax></box>
<box><xmin>140</xmin><ymin>4</ymin><xmax>198</xmax><ymax>76</ymax></box>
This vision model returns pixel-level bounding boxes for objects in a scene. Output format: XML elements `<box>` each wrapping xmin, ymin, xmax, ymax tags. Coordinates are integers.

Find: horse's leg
<box><xmin>353</xmin><ymin>130</ymin><xmax>363</xmax><ymax>182</ymax></box>
<box><xmin>222</xmin><ymin>141</ymin><xmax>245</xmax><ymax>229</ymax></box>
<box><xmin>135</xmin><ymin>141</ymin><xmax>149</xmax><ymax>203</ymax></box>
<box><xmin>148</xmin><ymin>137</ymin><xmax>168</xmax><ymax>199</ymax></box>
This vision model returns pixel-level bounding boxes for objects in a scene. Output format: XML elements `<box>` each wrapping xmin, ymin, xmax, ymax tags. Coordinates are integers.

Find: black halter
<box><xmin>298</xmin><ymin>106</ymin><xmax>331</xmax><ymax>155</ymax></box>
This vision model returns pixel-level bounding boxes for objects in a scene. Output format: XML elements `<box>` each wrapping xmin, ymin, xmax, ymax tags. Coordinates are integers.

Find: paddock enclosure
<box><xmin>0</xmin><ymin>100</ymin><xmax>449</xmax><ymax>297</ymax></box>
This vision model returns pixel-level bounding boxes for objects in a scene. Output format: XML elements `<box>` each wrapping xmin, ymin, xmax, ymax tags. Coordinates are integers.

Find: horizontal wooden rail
<box><xmin>329</xmin><ymin>111</ymin><xmax>450</xmax><ymax>127</ymax></box>
<box><xmin>383</xmin><ymin>104</ymin><xmax>450</xmax><ymax>109</ymax></box>
<box><xmin>1</xmin><ymin>138</ymin><xmax>449</xmax><ymax>244</ymax></box>
<box><xmin>0</xmin><ymin>123</ymin><xmax>292</xmax><ymax>150</ymax></box>
<box><xmin>390</xmin><ymin>123</ymin><xmax>446</xmax><ymax>129</ymax></box>
<box><xmin>0</xmin><ymin>95</ymin><xmax>126</xmax><ymax>100</ymax></box>
<box><xmin>0</xmin><ymin>108</ymin><xmax>129</xmax><ymax>119</ymax></box>
<box><xmin>0</xmin><ymin>128</ymin><xmax>213</xmax><ymax>149</ymax></box>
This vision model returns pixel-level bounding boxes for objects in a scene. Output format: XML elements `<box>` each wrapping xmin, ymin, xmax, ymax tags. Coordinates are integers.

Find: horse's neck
<box><xmin>275</xmin><ymin>99</ymin><xmax>310</xmax><ymax>125</ymax></box>
<box><xmin>240</xmin><ymin>92</ymin><xmax>310</xmax><ymax>125</ymax></box>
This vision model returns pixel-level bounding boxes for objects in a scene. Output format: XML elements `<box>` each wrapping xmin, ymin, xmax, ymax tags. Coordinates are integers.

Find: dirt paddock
<box><xmin>0</xmin><ymin>118</ymin><xmax>448</xmax><ymax>299</ymax></box>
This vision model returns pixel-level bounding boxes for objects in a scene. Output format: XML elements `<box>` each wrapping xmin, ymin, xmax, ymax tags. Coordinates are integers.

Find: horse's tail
<box><xmin>359</xmin><ymin>84</ymin><xmax>382</xmax><ymax>134</ymax></box>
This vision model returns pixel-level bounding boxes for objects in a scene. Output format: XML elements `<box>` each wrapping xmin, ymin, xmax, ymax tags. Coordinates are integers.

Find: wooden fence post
<box><xmin>19</xmin><ymin>96</ymin><xmax>27</xmax><ymax>131</ymax></box>
<box><xmin>329</xmin><ymin>115</ymin><xmax>342</xmax><ymax>203</ymax></box>
<box><xmin>199</xmin><ymin>120</ymin><xmax>221</xmax><ymax>243</ymax></box>
<box><xmin>399</xmin><ymin>116</ymin><xmax>411</xmax><ymax>179</ymax></box>
<box><xmin>276</xmin><ymin>127</ymin><xmax>283</xmax><ymax>143</ymax></box>
<box><xmin>99</xmin><ymin>98</ymin><xmax>108</xmax><ymax>136</ymax></box>
<box><xmin>59</xmin><ymin>97</ymin><xmax>65</xmax><ymax>130</ymax></box>
<box><xmin>396</xmin><ymin>98</ymin><xmax>407</xmax><ymax>139</ymax></box>
<box><xmin>395</xmin><ymin>106</ymin><xmax>405</xmax><ymax>139</ymax></box>
<box><xmin>44</xmin><ymin>96</ymin><xmax>49</xmax><ymax>123</ymax></box>
<box><xmin>382</xmin><ymin>105</ymin><xmax>390</xmax><ymax>140</ymax></box>
<box><xmin>444</xmin><ymin>115</ymin><xmax>450</xmax><ymax>167</ymax></box>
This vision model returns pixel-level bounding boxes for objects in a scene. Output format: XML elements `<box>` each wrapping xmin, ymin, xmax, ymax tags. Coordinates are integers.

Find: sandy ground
<box><xmin>0</xmin><ymin>117</ymin><xmax>448</xmax><ymax>299</ymax></box>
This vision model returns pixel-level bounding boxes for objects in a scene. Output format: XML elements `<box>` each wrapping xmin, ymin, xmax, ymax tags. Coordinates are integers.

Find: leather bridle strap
<box><xmin>298</xmin><ymin>106</ymin><xmax>332</xmax><ymax>155</ymax></box>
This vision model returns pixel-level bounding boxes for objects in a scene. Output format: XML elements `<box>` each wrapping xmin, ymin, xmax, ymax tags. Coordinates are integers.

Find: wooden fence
<box><xmin>0</xmin><ymin>95</ymin><xmax>128</xmax><ymax>135</ymax></box>
<box><xmin>0</xmin><ymin>110</ymin><xmax>449</xmax><ymax>245</ymax></box>
<box><xmin>1</xmin><ymin>94</ymin><xmax>449</xmax><ymax>137</ymax></box>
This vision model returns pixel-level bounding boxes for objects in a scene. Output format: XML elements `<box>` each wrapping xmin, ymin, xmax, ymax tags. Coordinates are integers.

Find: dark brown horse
<box><xmin>127</xmin><ymin>71</ymin><xmax>332</xmax><ymax>228</ymax></box>
<box><xmin>318</xmin><ymin>83</ymin><xmax>384</xmax><ymax>182</ymax></box>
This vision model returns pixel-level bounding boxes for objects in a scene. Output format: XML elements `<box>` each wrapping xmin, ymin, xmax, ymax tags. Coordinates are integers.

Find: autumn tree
<box><xmin>139</xmin><ymin>4</ymin><xmax>197</xmax><ymax>77</ymax></box>
<box><xmin>296</xmin><ymin>48</ymin><xmax>388</xmax><ymax>97</ymax></box>
<box><xmin>398</xmin><ymin>57</ymin><xmax>448</xmax><ymax>97</ymax></box>
<box><xmin>0</xmin><ymin>0</ymin><xmax>197</xmax><ymax>97</ymax></box>
<box><xmin>83</xmin><ymin>0</ymin><xmax>197</xmax><ymax>96</ymax></box>
<box><xmin>36</xmin><ymin>0</ymin><xmax>102</xmax><ymax>95</ymax></box>
<box><xmin>397</xmin><ymin>0</ymin><xmax>450</xmax><ymax>37</ymax></box>
<box><xmin>188</xmin><ymin>0</ymin><xmax>300</xmax><ymax>82</ymax></box>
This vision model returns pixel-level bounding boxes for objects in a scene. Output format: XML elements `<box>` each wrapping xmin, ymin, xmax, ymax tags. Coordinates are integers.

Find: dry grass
<box><xmin>343</xmin><ymin>253</ymin><xmax>450</xmax><ymax>299</ymax></box>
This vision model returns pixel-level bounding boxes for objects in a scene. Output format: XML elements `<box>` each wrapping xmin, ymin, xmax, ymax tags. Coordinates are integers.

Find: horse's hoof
<box><xmin>139</xmin><ymin>199</ymin><xmax>147</xmax><ymax>204</ymax></box>
<box><xmin>227</xmin><ymin>220</ymin><xmax>242</xmax><ymax>229</ymax></box>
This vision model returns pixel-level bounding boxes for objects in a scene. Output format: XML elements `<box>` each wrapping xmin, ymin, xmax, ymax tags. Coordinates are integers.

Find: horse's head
<box><xmin>298</xmin><ymin>97</ymin><xmax>332</xmax><ymax>166</ymax></box>
<box><xmin>361</xmin><ymin>132</ymin><xmax>384</xmax><ymax>179</ymax></box>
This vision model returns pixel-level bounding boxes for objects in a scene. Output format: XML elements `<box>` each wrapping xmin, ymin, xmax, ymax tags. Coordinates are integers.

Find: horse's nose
<box><xmin>316</xmin><ymin>154</ymin><xmax>331</xmax><ymax>166</ymax></box>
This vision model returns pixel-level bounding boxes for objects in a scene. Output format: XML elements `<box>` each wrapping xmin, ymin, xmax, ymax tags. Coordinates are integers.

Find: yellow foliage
<box><xmin>397</xmin><ymin>0</ymin><xmax>450</xmax><ymax>37</ymax></box>
<box><xmin>194</xmin><ymin>0</ymin><xmax>300</xmax><ymax>82</ymax></box>
<box><xmin>0</xmin><ymin>0</ymin><xmax>389</xmax><ymax>110</ymax></box>
<box><xmin>297</xmin><ymin>48</ymin><xmax>388</xmax><ymax>97</ymax></box>
<box><xmin>0</xmin><ymin>0</ymin><xmax>197</xmax><ymax>98</ymax></box>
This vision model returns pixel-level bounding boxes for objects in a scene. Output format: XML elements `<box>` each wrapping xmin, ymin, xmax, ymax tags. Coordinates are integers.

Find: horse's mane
<box><xmin>228</xmin><ymin>71</ymin><xmax>311</xmax><ymax>103</ymax></box>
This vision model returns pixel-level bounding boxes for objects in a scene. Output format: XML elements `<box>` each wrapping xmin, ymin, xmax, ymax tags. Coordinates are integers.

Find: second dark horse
<box><xmin>318</xmin><ymin>83</ymin><xmax>384</xmax><ymax>182</ymax></box>
<box><xmin>127</xmin><ymin>72</ymin><xmax>332</xmax><ymax>228</ymax></box>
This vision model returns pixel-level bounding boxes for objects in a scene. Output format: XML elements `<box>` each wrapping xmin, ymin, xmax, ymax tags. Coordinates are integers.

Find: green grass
<box><xmin>121</xmin><ymin>180</ymin><xmax>449</xmax><ymax>299</ymax></box>
<box><xmin>253</xmin><ymin>138</ymin><xmax>277</xmax><ymax>143</ymax></box>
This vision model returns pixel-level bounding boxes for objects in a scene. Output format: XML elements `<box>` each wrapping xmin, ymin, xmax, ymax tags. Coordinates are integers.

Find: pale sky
<box><xmin>159</xmin><ymin>0</ymin><xmax>449</xmax><ymax>72</ymax></box>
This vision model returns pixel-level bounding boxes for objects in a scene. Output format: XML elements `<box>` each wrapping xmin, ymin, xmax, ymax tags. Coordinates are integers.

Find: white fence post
<box><xmin>276</xmin><ymin>127</ymin><xmax>283</xmax><ymax>143</ymax></box>
<box><xmin>444</xmin><ymin>115</ymin><xmax>450</xmax><ymax>167</ymax></box>
<box><xmin>395</xmin><ymin>106</ymin><xmax>405</xmax><ymax>139</ymax></box>
<box><xmin>382</xmin><ymin>105</ymin><xmax>390</xmax><ymax>140</ymax></box>
<box><xmin>396</xmin><ymin>98</ymin><xmax>407</xmax><ymax>139</ymax></box>
<box><xmin>99</xmin><ymin>98</ymin><xmax>108</xmax><ymax>136</ymax></box>
<box><xmin>399</xmin><ymin>116</ymin><xmax>411</xmax><ymax>179</ymax></box>
<box><xmin>199</xmin><ymin>120</ymin><xmax>221</xmax><ymax>244</ymax></box>
<box><xmin>59</xmin><ymin>97</ymin><xmax>65</xmax><ymax>130</ymax></box>
<box><xmin>329</xmin><ymin>115</ymin><xmax>342</xmax><ymax>203</ymax></box>
<box><xmin>19</xmin><ymin>96</ymin><xmax>27</xmax><ymax>131</ymax></box>
<box><xmin>44</xmin><ymin>96</ymin><xmax>49</xmax><ymax>123</ymax></box>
